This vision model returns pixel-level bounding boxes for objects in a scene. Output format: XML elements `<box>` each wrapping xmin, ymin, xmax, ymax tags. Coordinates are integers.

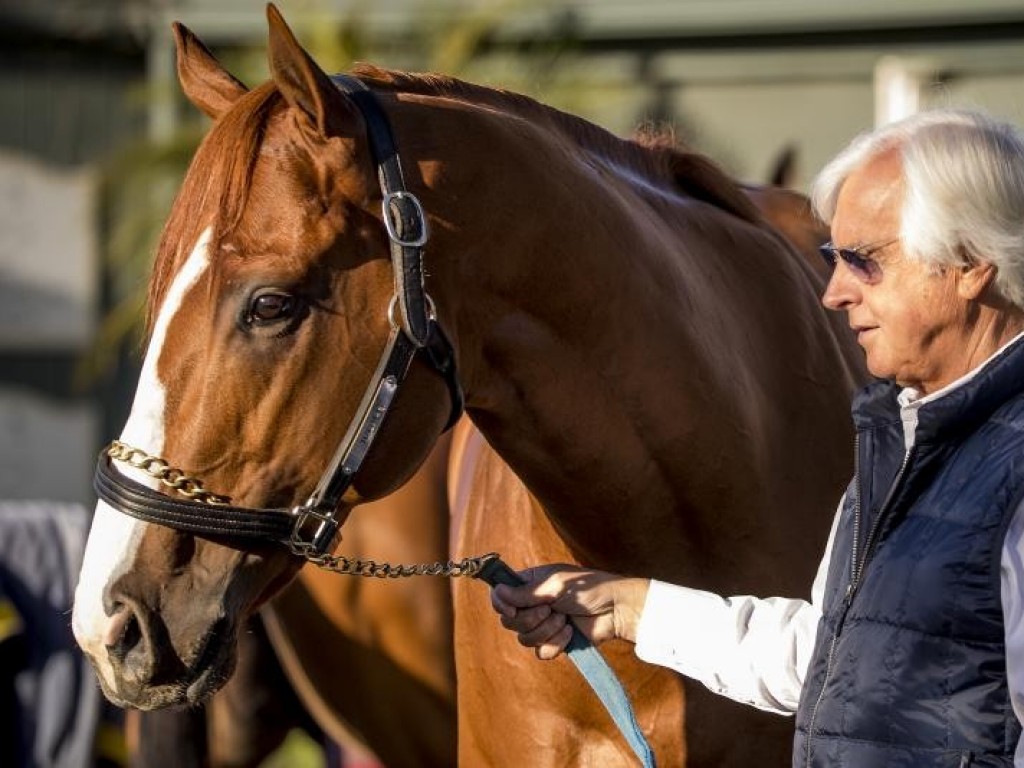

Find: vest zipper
<box><xmin>850</xmin><ymin>445</ymin><xmax>914</xmax><ymax>597</ymax></box>
<box><xmin>803</xmin><ymin>628</ymin><xmax>841</xmax><ymax>768</ymax></box>
<box><xmin>804</xmin><ymin>438</ymin><xmax>915</xmax><ymax>767</ymax></box>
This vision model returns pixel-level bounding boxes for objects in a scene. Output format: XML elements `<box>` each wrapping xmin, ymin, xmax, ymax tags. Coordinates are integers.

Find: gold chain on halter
<box><xmin>106</xmin><ymin>440</ymin><xmax>496</xmax><ymax>579</ymax></box>
<box><xmin>107</xmin><ymin>441</ymin><xmax>231</xmax><ymax>505</ymax></box>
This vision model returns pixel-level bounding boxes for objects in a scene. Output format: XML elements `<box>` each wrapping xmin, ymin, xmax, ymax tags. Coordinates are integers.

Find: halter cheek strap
<box><xmin>288</xmin><ymin>75</ymin><xmax>464</xmax><ymax>554</ymax></box>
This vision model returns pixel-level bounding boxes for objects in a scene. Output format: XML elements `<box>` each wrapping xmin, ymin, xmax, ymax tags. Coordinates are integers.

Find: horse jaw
<box><xmin>72</xmin><ymin>229</ymin><xmax>215</xmax><ymax>706</ymax></box>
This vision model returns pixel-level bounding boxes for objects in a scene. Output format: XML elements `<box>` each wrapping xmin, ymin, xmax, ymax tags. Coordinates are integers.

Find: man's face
<box><xmin>821</xmin><ymin>147</ymin><xmax>971</xmax><ymax>395</ymax></box>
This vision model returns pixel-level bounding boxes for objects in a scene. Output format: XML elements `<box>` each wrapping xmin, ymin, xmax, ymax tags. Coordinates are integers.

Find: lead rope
<box><xmin>476</xmin><ymin>557</ymin><xmax>657</xmax><ymax>768</ymax></box>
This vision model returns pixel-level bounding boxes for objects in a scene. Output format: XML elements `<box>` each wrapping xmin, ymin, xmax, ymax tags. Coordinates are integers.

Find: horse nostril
<box><xmin>103</xmin><ymin>604</ymin><xmax>142</xmax><ymax>665</ymax></box>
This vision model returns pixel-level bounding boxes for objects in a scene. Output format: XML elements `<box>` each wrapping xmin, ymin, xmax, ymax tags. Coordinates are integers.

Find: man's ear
<box><xmin>957</xmin><ymin>260</ymin><xmax>998</xmax><ymax>301</ymax></box>
<box><xmin>173</xmin><ymin>22</ymin><xmax>248</xmax><ymax>119</ymax></box>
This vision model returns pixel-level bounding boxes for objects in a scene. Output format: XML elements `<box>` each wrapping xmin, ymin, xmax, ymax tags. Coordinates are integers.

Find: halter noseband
<box><xmin>94</xmin><ymin>74</ymin><xmax>463</xmax><ymax>559</ymax></box>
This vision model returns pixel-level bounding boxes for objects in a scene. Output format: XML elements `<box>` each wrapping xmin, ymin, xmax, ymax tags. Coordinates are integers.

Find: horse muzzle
<box><xmin>82</xmin><ymin>594</ymin><xmax>238</xmax><ymax>709</ymax></box>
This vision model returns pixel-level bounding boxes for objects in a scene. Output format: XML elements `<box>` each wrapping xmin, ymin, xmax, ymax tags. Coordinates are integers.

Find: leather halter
<box><xmin>94</xmin><ymin>75</ymin><xmax>463</xmax><ymax>559</ymax></box>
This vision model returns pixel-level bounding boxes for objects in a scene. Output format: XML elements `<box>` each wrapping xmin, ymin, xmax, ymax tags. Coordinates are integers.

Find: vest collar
<box><xmin>852</xmin><ymin>331</ymin><xmax>1024</xmax><ymax>446</ymax></box>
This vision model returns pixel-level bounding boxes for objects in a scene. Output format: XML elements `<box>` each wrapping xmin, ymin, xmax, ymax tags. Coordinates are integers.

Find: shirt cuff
<box><xmin>633</xmin><ymin>579</ymin><xmax>803</xmax><ymax>714</ymax></box>
<box><xmin>635</xmin><ymin>579</ymin><xmax>732</xmax><ymax>680</ymax></box>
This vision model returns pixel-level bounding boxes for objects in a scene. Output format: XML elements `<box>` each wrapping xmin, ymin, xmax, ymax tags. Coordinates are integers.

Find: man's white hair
<box><xmin>811</xmin><ymin>109</ymin><xmax>1024</xmax><ymax>309</ymax></box>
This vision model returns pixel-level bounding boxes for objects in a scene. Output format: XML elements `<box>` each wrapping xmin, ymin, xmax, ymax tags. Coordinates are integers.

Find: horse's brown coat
<box><xmin>85</xmin><ymin>6</ymin><xmax>866</xmax><ymax>766</ymax></box>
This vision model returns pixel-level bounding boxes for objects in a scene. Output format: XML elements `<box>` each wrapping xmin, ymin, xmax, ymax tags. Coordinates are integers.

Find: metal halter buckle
<box><xmin>289</xmin><ymin>503</ymin><xmax>340</xmax><ymax>556</ymax></box>
<box><xmin>382</xmin><ymin>191</ymin><xmax>429</xmax><ymax>247</ymax></box>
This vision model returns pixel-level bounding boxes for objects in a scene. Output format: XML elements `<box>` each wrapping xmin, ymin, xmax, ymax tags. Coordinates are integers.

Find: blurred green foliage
<box><xmin>259</xmin><ymin>728</ymin><xmax>325</xmax><ymax>768</ymax></box>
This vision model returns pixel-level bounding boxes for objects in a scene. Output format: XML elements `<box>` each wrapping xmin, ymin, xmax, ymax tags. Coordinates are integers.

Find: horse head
<box><xmin>72</xmin><ymin>5</ymin><xmax>457</xmax><ymax>709</ymax></box>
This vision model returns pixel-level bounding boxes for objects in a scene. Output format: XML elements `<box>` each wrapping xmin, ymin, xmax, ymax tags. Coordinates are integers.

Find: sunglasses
<box><xmin>818</xmin><ymin>238</ymin><xmax>899</xmax><ymax>284</ymax></box>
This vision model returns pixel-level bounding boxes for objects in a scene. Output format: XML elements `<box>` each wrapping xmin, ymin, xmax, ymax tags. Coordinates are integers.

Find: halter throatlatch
<box><xmin>94</xmin><ymin>75</ymin><xmax>463</xmax><ymax>561</ymax></box>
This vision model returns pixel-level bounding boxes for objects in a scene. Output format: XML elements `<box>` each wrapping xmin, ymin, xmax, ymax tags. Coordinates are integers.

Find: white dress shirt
<box><xmin>634</xmin><ymin>333</ymin><xmax>1024</xmax><ymax>763</ymax></box>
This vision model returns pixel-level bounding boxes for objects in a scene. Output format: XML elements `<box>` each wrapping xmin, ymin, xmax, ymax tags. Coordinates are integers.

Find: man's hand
<box><xmin>489</xmin><ymin>564</ymin><xmax>650</xmax><ymax>660</ymax></box>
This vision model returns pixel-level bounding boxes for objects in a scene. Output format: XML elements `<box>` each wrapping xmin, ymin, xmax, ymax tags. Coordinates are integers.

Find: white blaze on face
<box><xmin>72</xmin><ymin>229</ymin><xmax>213</xmax><ymax>676</ymax></box>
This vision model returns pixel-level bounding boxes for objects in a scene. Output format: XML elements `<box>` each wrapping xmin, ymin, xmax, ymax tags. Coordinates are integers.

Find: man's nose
<box><xmin>821</xmin><ymin>259</ymin><xmax>860</xmax><ymax>312</ymax></box>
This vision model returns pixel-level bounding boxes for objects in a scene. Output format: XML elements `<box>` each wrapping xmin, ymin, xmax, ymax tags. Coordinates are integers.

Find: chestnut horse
<box><xmin>131</xmin><ymin>186</ymin><xmax>832</xmax><ymax>768</ymax></box>
<box><xmin>73</xmin><ymin>6</ymin><xmax>865</xmax><ymax>767</ymax></box>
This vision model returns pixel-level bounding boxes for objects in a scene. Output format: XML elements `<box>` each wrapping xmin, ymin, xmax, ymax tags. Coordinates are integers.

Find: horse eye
<box><xmin>246</xmin><ymin>291</ymin><xmax>295</xmax><ymax>325</ymax></box>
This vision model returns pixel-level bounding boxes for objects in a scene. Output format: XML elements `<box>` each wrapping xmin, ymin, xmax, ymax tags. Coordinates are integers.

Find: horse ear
<box><xmin>768</xmin><ymin>144</ymin><xmax>798</xmax><ymax>188</ymax></box>
<box><xmin>172</xmin><ymin>22</ymin><xmax>248</xmax><ymax>120</ymax></box>
<box><xmin>266</xmin><ymin>3</ymin><xmax>355</xmax><ymax>137</ymax></box>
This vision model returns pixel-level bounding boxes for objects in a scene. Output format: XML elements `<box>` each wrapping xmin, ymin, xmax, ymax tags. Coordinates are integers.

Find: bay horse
<box><xmin>72</xmin><ymin>6</ymin><xmax>865</xmax><ymax>767</ymax></box>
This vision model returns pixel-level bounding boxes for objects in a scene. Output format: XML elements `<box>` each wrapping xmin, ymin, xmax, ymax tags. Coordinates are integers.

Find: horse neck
<box><xmin>401</xmin><ymin>113</ymin><xmax>751</xmax><ymax>565</ymax></box>
<box><xmin>388</xmin><ymin>91</ymin><xmax>853</xmax><ymax>576</ymax></box>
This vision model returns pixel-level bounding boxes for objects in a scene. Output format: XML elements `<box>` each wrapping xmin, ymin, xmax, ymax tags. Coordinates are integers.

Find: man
<box><xmin>491</xmin><ymin>109</ymin><xmax>1024</xmax><ymax>766</ymax></box>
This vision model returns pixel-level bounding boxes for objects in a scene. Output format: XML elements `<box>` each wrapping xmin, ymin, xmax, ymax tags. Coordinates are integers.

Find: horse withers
<box><xmin>73</xmin><ymin>5</ymin><xmax>864</xmax><ymax>766</ymax></box>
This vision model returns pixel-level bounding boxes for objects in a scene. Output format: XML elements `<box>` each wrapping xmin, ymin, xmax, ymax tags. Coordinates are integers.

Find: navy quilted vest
<box><xmin>793</xmin><ymin>338</ymin><xmax>1024</xmax><ymax>768</ymax></box>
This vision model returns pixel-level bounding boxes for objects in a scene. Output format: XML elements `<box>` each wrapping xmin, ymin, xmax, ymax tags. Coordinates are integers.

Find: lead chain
<box><xmin>292</xmin><ymin>544</ymin><xmax>498</xmax><ymax>579</ymax></box>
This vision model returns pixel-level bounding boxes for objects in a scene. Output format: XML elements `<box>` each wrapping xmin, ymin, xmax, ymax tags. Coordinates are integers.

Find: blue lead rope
<box><xmin>476</xmin><ymin>556</ymin><xmax>657</xmax><ymax>768</ymax></box>
<box><xmin>565</xmin><ymin>630</ymin><xmax>658</xmax><ymax>767</ymax></box>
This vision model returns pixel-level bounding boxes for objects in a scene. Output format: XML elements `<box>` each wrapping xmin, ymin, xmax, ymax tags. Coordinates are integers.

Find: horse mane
<box><xmin>148</xmin><ymin>66</ymin><xmax>760</xmax><ymax>335</ymax></box>
<box><xmin>351</xmin><ymin>64</ymin><xmax>761</xmax><ymax>225</ymax></box>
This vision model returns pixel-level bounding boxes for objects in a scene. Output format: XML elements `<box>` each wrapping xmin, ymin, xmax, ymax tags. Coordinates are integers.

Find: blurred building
<box><xmin>0</xmin><ymin>1</ymin><xmax>145</xmax><ymax>506</ymax></box>
<box><xmin>153</xmin><ymin>0</ymin><xmax>1024</xmax><ymax>183</ymax></box>
<box><xmin>2</xmin><ymin>0</ymin><xmax>1024</xmax><ymax>507</ymax></box>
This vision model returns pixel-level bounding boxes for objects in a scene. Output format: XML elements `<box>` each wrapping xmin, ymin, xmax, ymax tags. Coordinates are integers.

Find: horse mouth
<box><xmin>90</xmin><ymin>617</ymin><xmax>237</xmax><ymax>710</ymax></box>
<box><xmin>183</xmin><ymin>618</ymin><xmax>237</xmax><ymax>704</ymax></box>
